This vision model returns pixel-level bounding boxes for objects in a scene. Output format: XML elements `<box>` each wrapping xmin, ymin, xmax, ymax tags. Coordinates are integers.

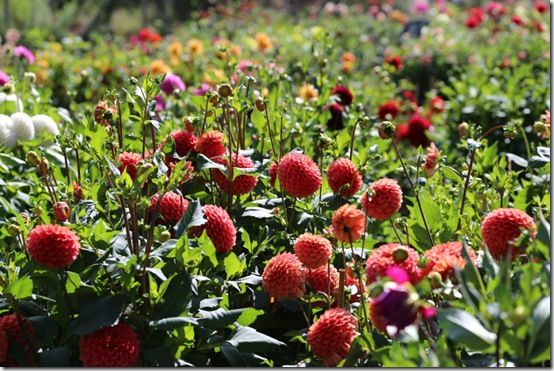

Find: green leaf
<box><xmin>174</xmin><ymin>199</ymin><xmax>206</xmax><ymax>238</ymax></box>
<box><xmin>149</xmin><ymin>316</ymin><xmax>198</xmax><ymax>330</ymax></box>
<box><xmin>228</xmin><ymin>325</ymin><xmax>285</xmax><ymax>353</ymax></box>
<box><xmin>529</xmin><ymin>296</ymin><xmax>550</xmax><ymax>358</ymax></box>
<box><xmin>68</xmin><ymin>295</ymin><xmax>126</xmax><ymax>335</ymax></box>
<box><xmin>197</xmin><ymin>308</ymin><xmax>247</xmax><ymax>329</ymax></box>
<box><xmin>153</xmin><ymin>271</ymin><xmax>192</xmax><ymax>320</ymax></box>
<box><xmin>65</xmin><ymin>272</ymin><xmax>81</xmax><ymax>294</ymax></box>
<box><xmin>438</xmin><ymin>308</ymin><xmax>496</xmax><ymax>350</ymax></box>
<box><xmin>236</xmin><ymin>308</ymin><xmax>263</xmax><ymax>327</ymax></box>
<box><xmin>220</xmin><ymin>344</ymin><xmax>267</xmax><ymax>367</ymax></box>
<box><xmin>5</xmin><ymin>276</ymin><xmax>33</xmax><ymax>299</ymax></box>
<box><xmin>441</xmin><ymin>166</ymin><xmax>464</xmax><ymax>183</ymax></box>
<box><xmin>224</xmin><ymin>253</ymin><xmax>246</xmax><ymax>279</ymax></box>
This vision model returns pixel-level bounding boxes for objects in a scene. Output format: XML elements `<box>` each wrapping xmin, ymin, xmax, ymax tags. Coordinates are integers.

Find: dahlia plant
<box><xmin>0</xmin><ymin>0</ymin><xmax>550</xmax><ymax>367</ymax></box>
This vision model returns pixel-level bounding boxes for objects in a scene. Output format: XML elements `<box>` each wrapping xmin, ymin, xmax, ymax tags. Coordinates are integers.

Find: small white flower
<box><xmin>11</xmin><ymin>112</ymin><xmax>35</xmax><ymax>141</ymax></box>
<box><xmin>0</xmin><ymin>114</ymin><xmax>17</xmax><ymax>150</ymax></box>
<box><xmin>32</xmin><ymin>114</ymin><xmax>59</xmax><ymax>136</ymax></box>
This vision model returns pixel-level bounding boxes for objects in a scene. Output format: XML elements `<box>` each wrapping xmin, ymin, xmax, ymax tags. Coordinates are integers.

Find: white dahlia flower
<box><xmin>32</xmin><ymin>114</ymin><xmax>59</xmax><ymax>136</ymax></box>
<box><xmin>11</xmin><ymin>112</ymin><xmax>35</xmax><ymax>141</ymax></box>
<box><xmin>0</xmin><ymin>114</ymin><xmax>17</xmax><ymax>150</ymax></box>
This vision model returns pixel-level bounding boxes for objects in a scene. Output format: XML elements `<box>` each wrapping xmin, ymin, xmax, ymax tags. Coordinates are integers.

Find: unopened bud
<box><xmin>255</xmin><ymin>97</ymin><xmax>266</xmax><ymax>112</ymax></box>
<box><xmin>217</xmin><ymin>83</ymin><xmax>232</xmax><ymax>98</ymax></box>
<box><xmin>53</xmin><ymin>201</ymin><xmax>70</xmax><ymax>222</ymax></box>
<box><xmin>159</xmin><ymin>230</ymin><xmax>171</xmax><ymax>242</ymax></box>
<box><xmin>392</xmin><ymin>247</ymin><xmax>409</xmax><ymax>263</ymax></box>
<box><xmin>7</xmin><ymin>224</ymin><xmax>21</xmax><ymax>236</ymax></box>
<box><xmin>27</xmin><ymin>151</ymin><xmax>41</xmax><ymax>166</ymax></box>
<box><xmin>23</xmin><ymin>72</ymin><xmax>36</xmax><ymax>84</ymax></box>
<box><xmin>378</xmin><ymin>121</ymin><xmax>396</xmax><ymax>139</ymax></box>
<box><xmin>458</xmin><ymin>122</ymin><xmax>469</xmax><ymax>138</ymax></box>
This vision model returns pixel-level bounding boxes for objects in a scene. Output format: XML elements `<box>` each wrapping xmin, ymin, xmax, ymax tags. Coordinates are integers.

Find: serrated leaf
<box><xmin>5</xmin><ymin>276</ymin><xmax>33</xmax><ymax>299</ymax></box>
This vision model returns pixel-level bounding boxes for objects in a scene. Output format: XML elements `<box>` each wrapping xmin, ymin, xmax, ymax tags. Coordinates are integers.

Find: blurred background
<box><xmin>0</xmin><ymin>0</ymin><xmax>491</xmax><ymax>38</ymax></box>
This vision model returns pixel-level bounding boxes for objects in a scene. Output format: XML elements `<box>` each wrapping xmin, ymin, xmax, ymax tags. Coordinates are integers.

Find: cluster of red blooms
<box><xmin>129</xmin><ymin>27</ymin><xmax>163</xmax><ymax>53</ymax></box>
<box><xmin>466</xmin><ymin>1</ymin><xmax>547</xmax><ymax>32</ymax></box>
<box><xmin>378</xmin><ymin>91</ymin><xmax>445</xmax><ymax>147</ymax></box>
<box><xmin>327</xmin><ymin>85</ymin><xmax>354</xmax><ymax>130</ymax></box>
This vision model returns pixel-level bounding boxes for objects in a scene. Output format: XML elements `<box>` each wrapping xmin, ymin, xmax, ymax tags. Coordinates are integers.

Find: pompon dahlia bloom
<box><xmin>307</xmin><ymin>264</ymin><xmax>339</xmax><ymax>294</ymax></box>
<box><xmin>369</xmin><ymin>282</ymin><xmax>419</xmax><ymax>334</ymax></box>
<box><xmin>79</xmin><ymin>323</ymin><xmax>140</xmax><ymax>367</ymax></box>
<box><xmin>212</xmin><ymin>154</ymin><xmax>258</xmax><ymax>195</ymax></box>
<box><xmin>277</xmin><ymin>151</ymin><xmax>322</xmax><ymax>198</ymax></box>
<box><xmin>535</xmin><ymin>1</ymin><xmax>548</xmax><ymax>13</ymax></box>
<box><xmin>327</xmin><ymin>102</ymin><xmax>345</xmax><ymax>131</ymax></box>
<box><xmin>31</xmin><ymin>114</ymin><xmax>59</xmax><ymax>136</ymax></box>
<box><xmin>170</xmin><ymin>127</ymin><xmax>198</xmax><ymax>156</ymax></box>
<box><xmin>262</xmin><ymin>253</ymin><xmax>306</xmax><ymax>299</ymax></box>
<box><xmin>27</xmin><ymin>224</ymin><xmax>80</xmax><ymax>269</ymax></box>
<box><xmin>384</xmin><ymin>55</ymin><xmax>403</xmax><ymax>70</ymax></box>
<box><xmin>484</xmin><ymin>2</ymin><xmax>507</xmax><ymax>18</ymax></box>
<box><xmin>330</xmin><ymin>204</ymin><xmax>365</xmax><ymax>243</ymax></box>
<box><xmin>0</xmin><ymin>314</ymin><xmax>36</xmax><ymax>366</ymax></box>
<box><xmin>402</xmin><ymin>115</ymin><xmax>432</xmax><ymax>147</ymax></box>
<box><xmin>118</xmin><ymin>152</ymin><xmax>143</xmax><ymax>180</ymax></box>
<box><xmin>365</xmin><ymin>243</ymin><xmax>421</xmax><ymax>284</ymax></box>
<box><xmin>188</xmin><ymin>205</ymin><xmax>236</xmax><ymax>253</ymax></box>
<box><xmin>327</xmin><ymin>158</ymin><xmax>362</xmax><ymax>197</ymax></box>
<box><xmin>195</xmin><ymin>130</ymin><xmax>225</xmax><ymax>159</ymax></box>
<box><xmin>481</xmin><ymin>208</ymin><xmax>537</xmax><ymax>260</ymax></box>
<box><xmin>378</xmin><ymin>100</ymin><xmax>400</xmax><ymax>120</ymax></box>
<box><xmin>160</xmin><ymin>73</ymin><xmax>186</xmax><ymax>95</ymax></box>
<box><xmin>307</xmin><ymin>308</ymin><xmax>358</xmax><ymax>366</ymax></box>
<box><xmin>11</xmin><ymin>112</ymin><xmax>35</xmax><ymax>141</ymax></box>
<box><xmin>424</xmin><ymin>242</ymin><xmax>477</xmax><ymax>280</ymax></box>
<box><xmin>422</xmin><ymin>142</ymin><xmax>440</xmax><ymax>178</ymax></box>
<box><xmin>361</xmin><ymin>178</ymin><xmax>403</xmax><ymax>221</ymax></box>
<box><xmin>331</xmin><ymin>85</ymin><xmax>354</xmax><ymax>106</ymax></box>
<box><xmin>294</xmin><ymin>233</ymin><xmax>333</xmax><ymax>269</ymax></box>
<box><xmin>149</xmin><ymin>192</ymin><xmax>189</xmax><ymax>225</ymax></box>
<box><xmin>14</xmin><ymin>46</ymin><xmax>35</xmax><ymax>64</ymax></box>
<box><xmin>0</xmin><ymin>70</ymin><xmax>9</xmax><ymax>86</ymax></box>
<box><xmin>268</xmin><ymin>162</ymin><xmax>278</xmax><ymax>187</ymax></box>
<box><xmin>0</xmin><ymin>114</ymin><xmax>17</xmax><ymax>150</ymax></box>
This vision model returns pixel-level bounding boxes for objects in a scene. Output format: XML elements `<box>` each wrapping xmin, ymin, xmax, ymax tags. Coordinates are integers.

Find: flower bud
<box><xmin>378</xmin><ymin>121</ymin><xmax>396</xmax><ymax>139</ymax></box>
<box><xmin>159</xmin><ymin>230</ymin><xmax>171</xmax><ymax>242</ymax></box>
<box><xmin>53</xmin><ymin>201</ymin><xmax>70</xmax><ymax>222</ymax></box>
<box><xmin>392</xmin><ymin>247</ymin><xmax>409</xmax><ymax>263</ymax></box>
<box><xmin>7</xmin><ymin>224</ymin><xmax>21</xmax><ymax>236</ymax></box>
<box><xmin>23</xmin><ymin>72</ymin><xmax>36</xmax><ymax>84</ymax></box>
<box><xmin>458</xmin><ymin>122</ymin><xmax>469</xmax><ymax>138</ymax></box>
<box><xmin>255</xmin><ymin>97</ymin><xmax>266</xmax><ymax>112</ymax></box>
<box><xmin>217</xmin><ymin>83</ymin><xmax>232</xmax><ymax>98</ymax></box>
<box><xmin>73</xmin><ymin>182</ymin><xmax>83</xmax><ymax>202</ymax></box>
<box><xmin>27</xmin><ymin>151</ymin><xmax>41</xmax><ymax>166</ymax></box>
